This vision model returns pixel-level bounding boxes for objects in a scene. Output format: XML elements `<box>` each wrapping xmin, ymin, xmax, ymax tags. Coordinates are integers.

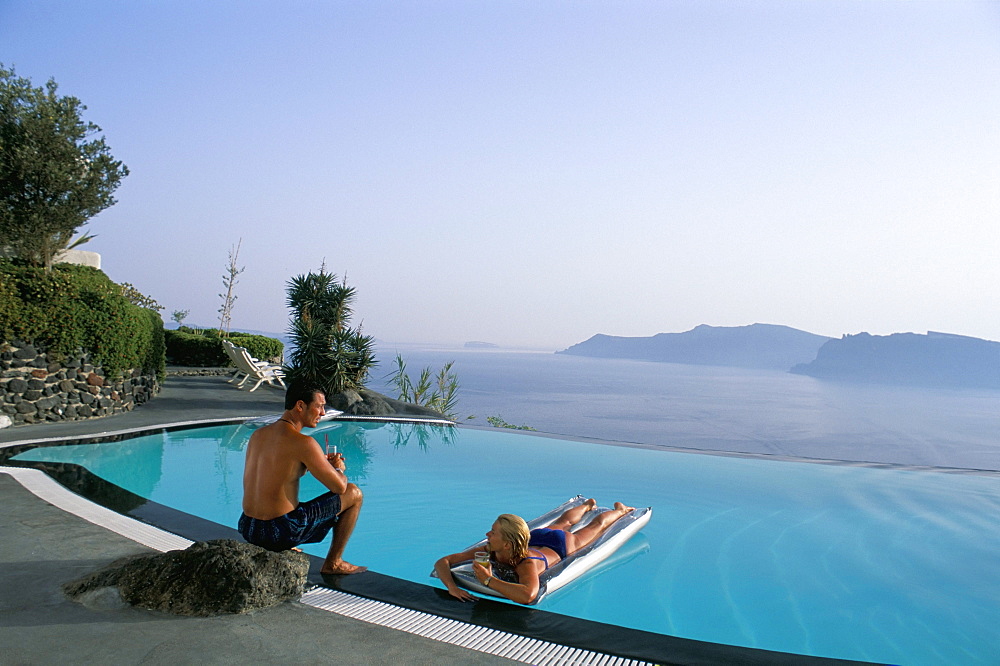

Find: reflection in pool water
<box><xmin>12</xmin><ymin>419</ymin><xmax>1000</xmax><ymax>665</ymax></box>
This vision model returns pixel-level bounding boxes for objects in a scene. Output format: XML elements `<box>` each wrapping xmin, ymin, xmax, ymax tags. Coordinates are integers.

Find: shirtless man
<box><xmin>239</xmin><ymin>383</ymin><xmax>366</xmax><ymax>575</ymax></box>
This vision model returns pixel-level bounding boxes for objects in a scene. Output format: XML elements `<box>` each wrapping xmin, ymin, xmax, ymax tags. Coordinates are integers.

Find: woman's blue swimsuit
<box><xmin>491</xmin><ymin>529</ymin><xmax>568</xmax><ymax>583</ymax></box>
<box><xmin>529</xmin><ymin>528</ymin><xmax>568</xmax><ymax>560</ymax></box>
<box><xmin>493</xmin><ymin>546</ymin><xmax>551</xmax><ymax>583</ymax></box>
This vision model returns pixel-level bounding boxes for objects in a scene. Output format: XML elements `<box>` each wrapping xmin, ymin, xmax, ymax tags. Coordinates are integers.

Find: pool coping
<box><xmin>3</xmin><ymin>413</ymin><xmax>996</xmax><ymax>477</ymax></box>
<box><xmin>458</xmin><ymin>424</ymin><xmax>1000</xmax><ymax>477</ymax></box>
<box><xmin>0</xmin><ymin>416</ymin><xmax>881</xmax><ymax>665</ymax></box>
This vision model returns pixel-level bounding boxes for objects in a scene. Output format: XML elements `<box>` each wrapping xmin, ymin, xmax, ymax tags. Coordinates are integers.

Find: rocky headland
<box><xmin>791</xmin><ymin>331</ymin><xmax>1000</xmax><ymax>389</ymax></box>
<box><xmin>560</xmin><ymin>325</ymin><xmax>1000</xmax><ymax>390</ymax></box>
<box><xmin>558</xmin><ymin>323</ymin><xmax>831</xmax><ymax>371</ymax></box>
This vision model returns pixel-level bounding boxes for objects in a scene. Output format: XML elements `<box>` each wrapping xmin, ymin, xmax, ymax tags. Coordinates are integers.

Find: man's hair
<box><xmin>494</xmin><ymin>514</ymin><xmax>530</xmax><ymax>560</ymax></box>
<box><xmin>284</xmin><ymin>382</ymin><xmax>325</xmax><ymax>411</ymax></box>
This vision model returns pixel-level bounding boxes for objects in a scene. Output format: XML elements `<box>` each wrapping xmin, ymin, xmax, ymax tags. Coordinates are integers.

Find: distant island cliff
<box><xmin>791</xmin><ymin>331</ymin><xmax>1000</xmax><ymax>389</ymax></box>
<box><xmin>557</xmin><ymin>323</ymin><xmax>832</xmax><ymax>371</ymax></box>
<box><xmin>559</xmin><ymin>325</ymin><xmax>1000</xmax><ymax>389</ymax></box>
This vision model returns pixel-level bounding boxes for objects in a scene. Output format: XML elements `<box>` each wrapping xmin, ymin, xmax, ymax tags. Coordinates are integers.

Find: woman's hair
<box><xmin>494</xmin><ymin>514</ymin><xmax>530</xmax><ymax>560</ymax></box>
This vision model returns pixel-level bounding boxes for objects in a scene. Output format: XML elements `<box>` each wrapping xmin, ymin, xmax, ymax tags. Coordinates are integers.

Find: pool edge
<box><xmin>4</xmin><ymin>415</ymin><xmax>996</xmax><ymax>477</ymax></box>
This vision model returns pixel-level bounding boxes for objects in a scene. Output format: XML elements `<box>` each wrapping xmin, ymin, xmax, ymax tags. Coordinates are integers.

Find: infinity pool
<box><xmin>12</xmin><ymin>419</ymin><xmax>1000</xmax><ymax>664</ymax></box>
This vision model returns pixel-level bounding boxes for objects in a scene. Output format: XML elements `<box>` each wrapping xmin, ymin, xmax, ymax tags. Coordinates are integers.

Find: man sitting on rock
<box><xmin>239</xmin><ymin>383</ymin><xmax>366</xmax><ymax>575</ymax></box>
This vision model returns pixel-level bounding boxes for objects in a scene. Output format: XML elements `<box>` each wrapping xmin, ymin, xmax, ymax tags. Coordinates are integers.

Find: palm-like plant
<box><xmin>284</xmin><ymin>269</ymin><xmax>376</xmax><ymax>396</ymax></box>
<box><xmin>388</xmin><ymin>353</ymin><xmax>461</xmax><ymax>420</ymax></box>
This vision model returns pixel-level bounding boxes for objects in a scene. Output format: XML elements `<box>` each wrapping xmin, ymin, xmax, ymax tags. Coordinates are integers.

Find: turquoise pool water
<box><xmin>13</xmin><ymin>419</ymin><xmax>1000</xmax><ymax>664</ymax></box>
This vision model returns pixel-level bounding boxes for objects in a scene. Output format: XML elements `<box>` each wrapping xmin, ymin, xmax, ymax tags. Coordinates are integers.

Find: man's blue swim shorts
<box><xmin>238</xmin><ymin>492</ymin><xmax>341</xmax><ymax>552</ymax></box>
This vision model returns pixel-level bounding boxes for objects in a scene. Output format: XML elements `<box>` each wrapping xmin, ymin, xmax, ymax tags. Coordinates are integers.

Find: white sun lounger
<box><xmin>222</xmin><ymin>339</ymin><xmax>264</xmax><ymax>385</ymax></box>
<box><xmin>226</xmin><ymin>341</ymin><xmax>286</xmax><ymax>392</ymax></box>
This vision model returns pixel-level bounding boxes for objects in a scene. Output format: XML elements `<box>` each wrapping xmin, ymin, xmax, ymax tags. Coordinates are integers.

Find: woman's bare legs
<box><xmin>563</xmin><ymin>502</ymin><xmax>635</xmax><ymax>555</ymax></box>
<box><xmin>547</xmin><ymin>498</ymin><xmax>598</xmax><ymax>531</ymax></box>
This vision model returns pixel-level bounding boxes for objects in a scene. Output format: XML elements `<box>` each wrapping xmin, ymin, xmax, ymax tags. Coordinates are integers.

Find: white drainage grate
<box><xmin>301</xmin><ymin>587</ymin><xmax>653</xmax><ymax>666</ymax></box>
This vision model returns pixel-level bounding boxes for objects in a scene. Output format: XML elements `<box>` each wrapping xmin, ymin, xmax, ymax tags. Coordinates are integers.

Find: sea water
<box><xmin>369</xmin><ymin>344</ymin><xmax>1000</xmax><ymax>470</ymax></box>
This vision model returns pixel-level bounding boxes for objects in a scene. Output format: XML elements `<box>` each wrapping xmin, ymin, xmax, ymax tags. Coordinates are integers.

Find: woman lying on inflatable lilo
<box><xmin>434</xmin><ymin>498</ymin><xmax>635</xmax><ymax>604</ymax></box>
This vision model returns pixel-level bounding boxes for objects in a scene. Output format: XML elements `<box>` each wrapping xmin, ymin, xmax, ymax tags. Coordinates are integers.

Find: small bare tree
<box><xmin>171</xmin><ymin>309</ymin><xmax>190</xmax><ymax>327</ymax></box>
<box><xmin>218</xmin><ymin>238</ymin><xmax>244</xmax><ymax>337</ymax></box>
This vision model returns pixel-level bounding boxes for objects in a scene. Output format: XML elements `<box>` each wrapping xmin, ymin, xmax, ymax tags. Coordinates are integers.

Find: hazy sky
<box><xmin>3</xmin><ymin>1</ymin><xmax>999</xmax><ymax>350</ymax></box>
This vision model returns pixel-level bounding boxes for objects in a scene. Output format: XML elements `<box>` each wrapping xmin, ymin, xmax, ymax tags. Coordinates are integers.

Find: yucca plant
<box><xmin>283</xmin><ymin>269</ymin><xmax>376</xmax><ymax>396</ymax></box>
<box><xmin>388</xmin><ymin>353</ymin><xmax>461</xmax><ymax>420</ymax></box>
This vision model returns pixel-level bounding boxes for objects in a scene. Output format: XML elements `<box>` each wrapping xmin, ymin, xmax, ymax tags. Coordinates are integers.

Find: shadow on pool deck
<box><xmin>0</xmin><ymin>372</ymin><xmax>518</xmax><ymax>665</ymax></box>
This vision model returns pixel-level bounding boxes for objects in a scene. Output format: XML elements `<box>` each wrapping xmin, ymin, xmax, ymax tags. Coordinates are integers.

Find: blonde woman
<box><xmin>434</xmin><ymin>499</ymin><xmax>634</xmax><ymax>604</ymax></box>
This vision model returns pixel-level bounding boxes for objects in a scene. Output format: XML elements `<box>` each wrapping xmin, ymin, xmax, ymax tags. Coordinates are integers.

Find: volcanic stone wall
<box><xmin>0</xmin><ymin>341</ymin><xmax>159</xmax><ymax>425</ymax></box>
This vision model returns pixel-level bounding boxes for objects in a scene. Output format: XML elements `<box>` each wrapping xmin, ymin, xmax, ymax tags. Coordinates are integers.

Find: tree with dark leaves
<box><xmin>284</xmin><ymin>268</ymin><xmax>376</xmax><ymax>396</ymax></box>
<box><xmin>0</xmin><ymin>64</ymin><xmax>128</xmax><ymax>269</ymax></box>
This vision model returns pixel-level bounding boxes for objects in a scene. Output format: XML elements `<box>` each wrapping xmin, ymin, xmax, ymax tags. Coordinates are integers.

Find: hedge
<box><xmin>165</xmin><ymin>328</ymin><xmax>283</xmax><ymax>367</ymax></box>
<box><xmin>0</xmin><ymin>260</ymin><xmax>165</xmax><ymax>379</ymax></box>
<box><xmin>228</xmin><ymin>332</ymin><xmax>284</xmax><ymax>363</ymax></box>
<box><xmin>165</xmin><ymin>329</ymin><xmax>229</xmax><ymax>366</ymax></box>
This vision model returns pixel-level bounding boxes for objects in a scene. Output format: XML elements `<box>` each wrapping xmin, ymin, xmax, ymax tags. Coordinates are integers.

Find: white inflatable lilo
<box><xmin>432</xmin><ymin>495</ymin><xmax>652</xmax><ymax>605</ymax></box>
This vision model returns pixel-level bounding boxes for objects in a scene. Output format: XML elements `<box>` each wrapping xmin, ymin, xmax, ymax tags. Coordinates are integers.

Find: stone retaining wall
<box><xmin>0</xmin><ymin>341</ymin><xmax>159</xmax><ymax>426</ymax></box>
<box><xmin>166</xmin><ymin>367</ymin><xmax>233</xmax><ymax>377</ymax></box>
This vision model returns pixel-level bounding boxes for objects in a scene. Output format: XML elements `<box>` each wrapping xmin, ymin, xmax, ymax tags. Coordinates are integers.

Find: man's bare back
<box><xmin>243</xmin><ymin>420</ymin><xmax>328</xmax><ymax>519</ymax></box>
<box><xmin>238</xmin><ymin>386</ymin><xmax>366</xmax><ymax>575</ymax></box>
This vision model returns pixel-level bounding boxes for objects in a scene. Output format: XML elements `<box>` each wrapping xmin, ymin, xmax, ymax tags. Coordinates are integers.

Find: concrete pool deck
<box><xmin>0</xmin><ymin>372</ymin><xmax>523</xmax><ymax>665</ymax></box>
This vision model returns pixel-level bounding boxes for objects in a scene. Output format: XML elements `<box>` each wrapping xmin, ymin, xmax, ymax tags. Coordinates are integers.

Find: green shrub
<box><xmin>164</xmin><ymin>329</ymin><xmax>229</xmax><ymax>366</ymax></box>
<box><xmin>228</xmin><ymin>332</ymin><xmax>283</xmax><ymax>363</ymax></box>
<box><xmin>0</xmin><ymin>260</ymin><xmax>165</xmax><ymax>379</ymax></box>
<box><xmin>486</xmin><ymin>415</ymin><xmax>536</xmax><ymax>431</ymax></box>
<box><xmin>144</xmin><ymin>309</ymin><xmax>166</xmax><ymax>380</ymax></box>
<box><xmin>164</xmin><ymin>329</ymin><xmax>283</xmax><ymax>366</ymax></box>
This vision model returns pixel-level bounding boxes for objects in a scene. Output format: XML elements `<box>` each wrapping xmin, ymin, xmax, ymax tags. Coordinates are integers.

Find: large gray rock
<box><xmin>328</xmin><ymin>387</ymin><xmax>448</xmax><ymax>418</ymax></box>
<box><xmin>63</xmin><ymin>539</ymin><xmax>310</xmax><ymax>616</ymax></box>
